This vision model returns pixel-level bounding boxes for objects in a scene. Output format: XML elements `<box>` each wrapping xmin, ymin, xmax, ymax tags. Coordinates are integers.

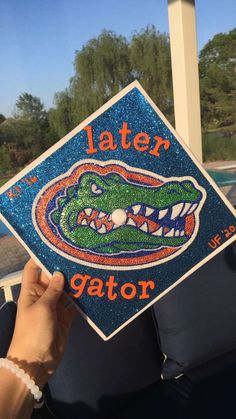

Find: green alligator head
<box><xmin>50</xmin><ymin>171</ymin><xmax>203</xmax><ymax>254</ymax></box>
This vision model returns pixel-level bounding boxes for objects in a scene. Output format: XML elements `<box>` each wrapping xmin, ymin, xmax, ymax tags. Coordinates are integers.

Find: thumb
<box><xmin>40</xmin><ymin>271</ymin><xmax>65</xmax><ymax>307</ymax></box>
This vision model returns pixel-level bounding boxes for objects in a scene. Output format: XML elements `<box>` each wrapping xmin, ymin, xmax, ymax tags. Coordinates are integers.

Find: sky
<box><xmin>0</xmin><ymin>0</ymin><xmax>235</xmax><ymax>117</ymax></box>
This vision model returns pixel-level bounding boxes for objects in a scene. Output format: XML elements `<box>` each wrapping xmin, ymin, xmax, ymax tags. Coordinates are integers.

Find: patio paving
<box><xmin>0</xmin><ymin>235</ymin><xmax>29</xmax><ymax>279</ymax></box>
<box><xmin>227</xmin><ymin>185</ymin><xmax>236</xmax><ymax>207</ymax></box>
<box><xmin>203</xmin><ymin>160</ymin><xmax>236</xmax><ymax>170</ymax></box>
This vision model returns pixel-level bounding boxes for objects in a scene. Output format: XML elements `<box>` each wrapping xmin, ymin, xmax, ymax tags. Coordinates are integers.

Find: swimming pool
<box><xmin>207</xmin><ymin>169</ymin><xmax>236</xmax><ymax>187</ymax></box>
<box><xmin>0</xmin><ymin>220</ymin><xmax>11</xmax><ymax>235</ymax></box>
<box><xmin>0</xmin><ymin>169</ymin><xmax>236</xmax><ymax>236</ymax></box>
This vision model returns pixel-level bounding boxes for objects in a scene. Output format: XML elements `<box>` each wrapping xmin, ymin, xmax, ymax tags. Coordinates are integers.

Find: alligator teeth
<box><xmin>158</xmin><ymin>209</ymin><xmax>168</xmax><ymax>219</ymax></box>
<box><xmin>187</xmin><ymin>203</ymin><xmax>198</xmax><ymax>214</ymax></box>
<box><xmin>126</xmin><ymin>218</ymin><xmax>136</xmax><ymax>227</ymax></box>
<box><xmin>81</xmin><ymin>219</ymin><xmax>88</xmax><ymax>226</ymax></box>
<box><xmin>145</xmin><ymin>206</ymin><xmax>154</xmax><ymax>217</ymax></box>
<box><xmin>180</xmin><ymin>203</ymin><xmax>192</xmax><ymax>217</ymax></box>
<box><xmin>165</xmin><ymin>228</ymin><xmax>175</xmax><ymax>237</ymax></box>
<box><xmin>107</xmin><ymin>214</ymin><xmax>112</xmax><ymax>221</ymax></box>
<box><xmin>140</xmin><ymin>222</ymin><xmax>148</xmax><ymax>232</ymax></box>
<box><xmin>175</xmin><ymin>230</ymin><xmax>180</xmax><ymax>237</ymax></box>
<box><xmin>180</xmin><ymin>230</ymin><xmax>185</xmax><ymax>236</ymax></box>
<box><xmin>97</xmin><ymin>224</ymin><xmax>106</xmax><ymax>233</ymax></box>
<box><xmin>170</xmin><ymin>203</ymin><xmax>184</xmax><ymax>220</ymax></box>
<box><xmin>98</xmin><ymin>211</ymin><xmax>107</xmax><ymax>218</ymax></box>
<box><xmin>152</xmin><ymin>227</ymin><xmax>163</xmax><ymax>236</ymax></box>
<box><xmin>84</xmin><ymin>208</ymin><xmax>92</xmax><ymax>216</ymax></box>
<box><xmin>89</xmin><ymin>221</ymin><xmax>96</xmax><ymax>230</ymax></box>
<box><xmin>132</xmin><ymin>204</ymin><xmax>141</xmax><ymax>215</ymax></box>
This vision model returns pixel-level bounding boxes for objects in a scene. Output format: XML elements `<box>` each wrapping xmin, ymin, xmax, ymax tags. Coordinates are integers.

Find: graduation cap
<box><xmin>0</xmin><ymin>81</ymin><xmax>235</xmax><ymax>340</ymax></box>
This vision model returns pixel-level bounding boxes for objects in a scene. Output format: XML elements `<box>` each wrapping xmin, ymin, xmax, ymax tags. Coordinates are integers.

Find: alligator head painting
<box><xmin>33</xmin><ymin>160</ymin><xmax>206</xmax><ymax>270</ymax></box>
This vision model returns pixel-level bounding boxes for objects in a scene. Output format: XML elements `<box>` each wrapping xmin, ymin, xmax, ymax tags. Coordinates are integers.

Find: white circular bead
<box><xmin>35</xmin><ymin>390</ymin><xmax>43</xmax><ymax>401</ymax></box>
<box><xmin>0</xmin><ymin>358</ymin><xmax>42</xmax><ymax>403</ymax></box>
<box><xmin>111</xmin><ymin>208</ymin><xmax>127</xmax><ymax>225</ymax></box>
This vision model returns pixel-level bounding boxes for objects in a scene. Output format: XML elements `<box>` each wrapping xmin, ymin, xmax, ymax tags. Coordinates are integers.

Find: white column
<box><xmin>168</xmin><ymin>0</ymin><xmax>202</xmax><ymax>162</ymax></box>
<box><xmin>4</xmin><ymin>286</ymin><xmax>13</xmax><ymax>301</ymax></box>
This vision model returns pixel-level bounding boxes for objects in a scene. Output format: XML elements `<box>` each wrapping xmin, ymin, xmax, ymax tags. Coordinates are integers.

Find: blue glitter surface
<box><xmin>0</xmin><ymin>86</ymin><xmax>235</xmax><ymax>338</ymax></box>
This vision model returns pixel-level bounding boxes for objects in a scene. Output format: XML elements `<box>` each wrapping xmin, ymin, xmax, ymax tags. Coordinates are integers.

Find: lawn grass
<box><xmin>0</xmin><ymin>166</ymin><xmax>25</xmax><ymax>188</ymax></box>
<box><xmin>0</xmin><ymin>175</ymin><xmax>13</xmax><ymax>187</ymax></box>
<box><xmin>203</xmin><ymin>131</ymin><xmax>236</xmax><ymax>162</ymax></box>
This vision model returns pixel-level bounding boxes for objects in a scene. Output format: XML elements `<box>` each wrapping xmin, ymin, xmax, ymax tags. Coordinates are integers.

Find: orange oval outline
<box><xmin>34</xmin><ymin>162</ymin><xmax>195</xmax><ymax>267</ymax></box>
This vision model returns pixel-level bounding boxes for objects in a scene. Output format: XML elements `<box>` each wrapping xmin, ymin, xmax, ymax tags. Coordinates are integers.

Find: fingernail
<box><xmin>52</xmin><ymin>271</ymin><xmax>63</xmax><ymax>280</ymax></box>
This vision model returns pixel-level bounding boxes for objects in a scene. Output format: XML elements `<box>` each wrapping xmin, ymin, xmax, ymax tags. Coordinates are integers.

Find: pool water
<box><xmin>0</xmin><ymin>220</ymin><xmax>11</xmax><ymax>235</ymax></box>
<box><xmin>207</xmin><ymin>169</ymin><xmax>236</xmax><ymax>187</ymax></box>
<box><xmin>0</xmin><ymin>169</ymin><xmax>235</xmax><ymax>236</ymax></box>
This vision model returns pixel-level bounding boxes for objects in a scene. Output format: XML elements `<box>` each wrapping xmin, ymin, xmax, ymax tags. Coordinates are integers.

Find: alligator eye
<box><xmin>91</xmin><ymin>182</ymin><xmax>103</xmax><ymax>195</ymax></box>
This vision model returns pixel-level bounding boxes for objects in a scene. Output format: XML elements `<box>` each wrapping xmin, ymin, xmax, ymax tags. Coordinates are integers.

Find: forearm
<box><xmin>0</xmin><ymin>349</ymin><xmax>47</xmax><ymax>419</ymax></box>
<box><xmin>0</xmin><ymin>368</ymin><xmax>35</xmax><ymax>419</ymax></box>
<box><xmin>0</xmin><ymin>262</ymin><xmax>75</xmax><ymax>419</ymax></box>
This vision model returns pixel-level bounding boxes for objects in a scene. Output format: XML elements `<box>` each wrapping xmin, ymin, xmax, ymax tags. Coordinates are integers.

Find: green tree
<box><xmin>0</xmin><ymin>145</ymin><xmax>12</xmax><ymax>175</ymax></box>
<box><xmin>16</xmin><ymin>93</ymin><xmax>47</xmax><ymax>123</ymax></box>
<box><xmin>15</xmin><ymin>93</ymin><xmax>50</xmax><ymax>154</ymax></box>
<box><xmin>48</xmin><ymin>91</ymin><xmax>74</xmax><ymax>138</ymax></box>
<box><xmin>199</xmin><ymin>28</ymin><xmax>236</xmax><ymax>131</ymax></box>
<box><xmin>71</xmin><ymin>30</ymin><xmax>132</xmax><ymax>123</ymax></box>
<box><xmin>0</xmin><ymin>114</ymin><xmax>6</xmax><ymax>124</ymax></box>
<box><xmin>0</xmin><ymin>117</ymin><xmax>37</xmax><ymax>169</ymax></box>
<box><xmin>0</xmin><ymin>118</ymin><xmax>30</xmax><ymax>147</ymax></box>
<box><xmin>51</xmin><ymin>27</ymin><xmax>174</xmax><ymax>137</ymax></box>
<box><xmin>50</xmin><ymin>30</ymin><xmax>132</xmax><ymax>137</ymax></box>
<box><xmin>130</xmin><ymin>26</ymin><xmax>173</xmax><ymax>121</ymax></box>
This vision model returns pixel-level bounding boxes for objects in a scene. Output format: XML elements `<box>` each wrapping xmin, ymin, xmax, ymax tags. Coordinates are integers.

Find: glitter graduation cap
<box><xmin>0</xmin><ymin>81</ymin><xmax>235</xmax><ymax>340</ymax></box>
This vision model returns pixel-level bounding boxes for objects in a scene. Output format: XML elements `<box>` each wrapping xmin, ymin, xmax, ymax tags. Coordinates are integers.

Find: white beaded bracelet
<box><xmin>0</xmin><ymin>358</ymin><xmax>43</xmax><ymax>402</ymax></box>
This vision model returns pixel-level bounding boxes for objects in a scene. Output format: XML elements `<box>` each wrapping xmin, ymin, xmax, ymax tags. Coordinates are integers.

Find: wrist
<box><xmin>0</xmin><ymin>366</ymin><xmax>36</xmax><ymax>416</ymax></box>
<box><xmin>7</xmin><ymin>346</ymin><xmax>48</xmax><ymax>389</ymax></box>
<box><xmin>0</xmin><ymin>358</ymin><xmax>43</xmax><ymax>401</ymax></box>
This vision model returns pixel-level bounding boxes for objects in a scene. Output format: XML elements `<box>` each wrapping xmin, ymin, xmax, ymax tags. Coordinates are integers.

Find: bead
<box><xmin>111</xmin><ymin>208</ymin><xmax>127</xmax><ymax>225</ymax></box>
<box><xmin>35</xmin><ymin>390</ymin><xmax>43</xmax><ymax>401</ymax></box>
<box><xmin>0</xmin><ymin>358</ymin><xmax>42</xmax><ymax>403</ymax></box>
<box><xmin>25</xmin><ymin>378</ymin><xmax>32</xmax><ymax>386</ymax></box>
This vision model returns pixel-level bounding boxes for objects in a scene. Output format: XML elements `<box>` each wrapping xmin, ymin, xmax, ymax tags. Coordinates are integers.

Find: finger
<box><xmin>21</xmin><ymin>258</ymin><xmax>41</xmax><ymax>292</ymax></box>
<box><xmin>38</xmin><ymin>270</ymin><xmax>51</xmax><ymax>290</ymax></box>
<box><xmin>58</xmin><ymin>293</ymin><xmax>69</xmax><ymax>306</ymax></box>
<box><xmin>40</xmin><ymin>271</ymin><xmax>64</xmax><ymax>307</ymax></box>
<box><xmin>57</xmin><ymin>294</ymin><xmax>78</xmax><ymax>325</ymax></box>
<box><xmin>60</xmin><ymin>295</ymin><xmax>78</xmax><ymax>319</ymax></box>
<box><xmin>58</xmin><ymin>304</ymin><xmax>78</xmax><ymax>330</ymax></box>
<box><xmin>67</xmin><ymin>303</ymin><xmax>78</xmax><ymax>322</ymax></box>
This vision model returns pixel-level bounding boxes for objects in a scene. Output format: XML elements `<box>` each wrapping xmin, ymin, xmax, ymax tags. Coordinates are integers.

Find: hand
<box><xmin>7</xmin><ymin>259</ymin><xmax>77</xmax><ymax>389</ymax></box>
